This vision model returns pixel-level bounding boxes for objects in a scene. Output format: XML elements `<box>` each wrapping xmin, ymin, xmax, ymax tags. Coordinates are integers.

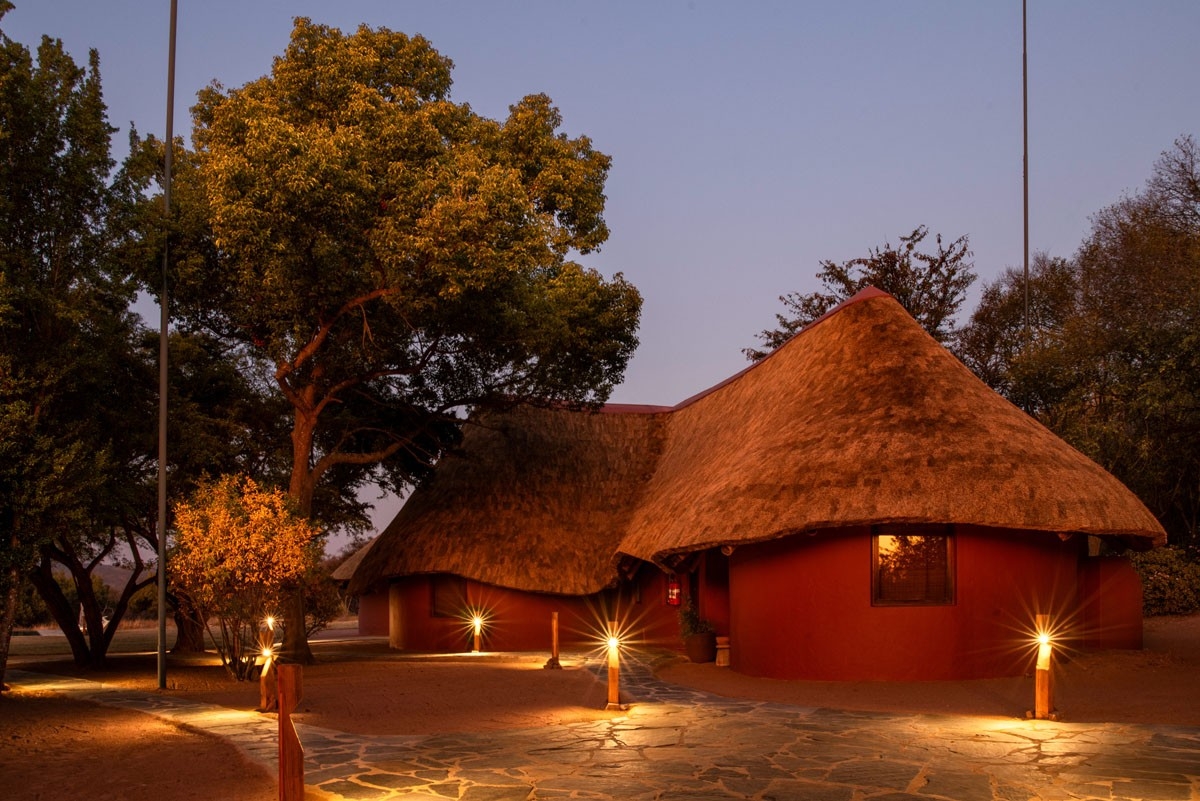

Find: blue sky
<box><xmin>7</xmin><ymin>1</ymin><xmax>1199</xmax><ymax>532</ymax></box>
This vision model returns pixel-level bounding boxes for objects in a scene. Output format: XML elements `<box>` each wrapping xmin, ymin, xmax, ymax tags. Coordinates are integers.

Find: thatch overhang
<box><xmin>616</xmin><ymin>288</ymin><xmax>1167</xmax><ymax>564</ymax></box>
<box><xmin>348</xmin><ymin>404</ymin><xmax>668</xmax><ymax>596</ymax></box>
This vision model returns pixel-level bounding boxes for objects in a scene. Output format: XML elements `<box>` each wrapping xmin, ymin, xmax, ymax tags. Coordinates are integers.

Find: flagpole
<box><xmin>157</xmin><ymin>0</ymin><xmax>178</xmax><ymax>691</ymax></box>
<box><xmin>1022</xmin><ymin>0</ymin><xmax>1030</xmax><ymax>335</ymax></box>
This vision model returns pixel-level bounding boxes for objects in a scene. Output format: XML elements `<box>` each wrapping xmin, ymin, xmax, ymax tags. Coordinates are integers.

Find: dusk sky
<box><xmin>7</xmin><ymin>1</ymin><xmax>1199</xmax><ymax>532</ymax></box>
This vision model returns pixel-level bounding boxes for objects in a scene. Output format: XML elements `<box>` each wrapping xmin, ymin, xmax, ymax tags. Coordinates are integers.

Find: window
<box><xmin>872</xmin><ymin>525</ymin><xmax>954</xmax><ymax>605</ymax></box>
<box><xmin>430</xmin><ymin>574</ymin><xmax>467</xmax><ymax>618</ymax></box>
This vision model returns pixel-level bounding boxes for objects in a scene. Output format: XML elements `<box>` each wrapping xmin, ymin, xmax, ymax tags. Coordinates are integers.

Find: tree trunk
<box><xmin>73</xmin><ymin>562</ymin><xmax>109</xmax><ymax>669</ymax></box>
<box><xmin>170</xmin><ymin>595</ymin><xmax>207</xmax><ymax>653</ymax></box>
<box><xmin>280</xmin><ymin>588</ymin><xmax>313</xmax><ymax>664</ymax></box>
<box><xmin>282</xmin><ymin>407</ymin><xmax>318</xmax><ymax>664</ymax></box>
<box><xmin>0</xmin><ymin>563</ymin><xmax>20</xmax><ymax>693</ymax></box>
<box><xmin>29</xmin><ymin>559</ymin><xmax>92</xmax><ymax>667</ymax></box>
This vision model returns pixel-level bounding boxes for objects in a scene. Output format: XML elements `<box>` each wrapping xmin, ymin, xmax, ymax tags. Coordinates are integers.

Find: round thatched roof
<box><xmin>350</xmin><ymin>288</ymin><xmax>1165</xmax><ymax>595</ymax></box>
<box><xmin>617</xmin><ymin>288</ymin><xmax>1166</xmax><ymax>562</ymax></box>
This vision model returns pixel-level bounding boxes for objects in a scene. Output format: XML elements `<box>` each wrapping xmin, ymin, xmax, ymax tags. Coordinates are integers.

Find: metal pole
<box><xmin>1022</xmin><ymin>0</ymin><xmax>1030</xmax><ymax>336</ymax></box>
<box><xmin>157</xmin><ymin>0</ymin><xmax>178</xmax><ymax>691</ymax></box>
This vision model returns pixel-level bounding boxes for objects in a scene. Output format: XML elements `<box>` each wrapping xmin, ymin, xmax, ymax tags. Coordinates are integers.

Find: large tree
<box><xmin>128</xmin><ymin>19</ymin><xmax>641</xmax><ymax>660</ymax></box>
<box><xmin>746</xmin><ymin>226</ymin><xmax>974</xmax><ymax>360</ymax></box>
<box><xmin>0</xmin><ymin>1</ymin><xmax>127</xmax><ymax>683</ymax></box>
<box><xmin>24</xmin><ymin>324</ymin><xmax>303</xmax><ymax>666</ymax></box>
<box><xmin>957</xmin><ymin>137</ymin><xmax>1200</xmax><ymax>548</ymax></box>
<box><xmin>952</xmin><ymin>253</ymin><xmax>1077</xmax><ymax>412</ymax></box>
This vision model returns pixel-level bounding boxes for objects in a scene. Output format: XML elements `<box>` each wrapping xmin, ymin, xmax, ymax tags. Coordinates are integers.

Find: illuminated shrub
<box><xmin>171</xmin><ymin>475</ymin><xmax>321</xmax><ymax>679</ymax></box>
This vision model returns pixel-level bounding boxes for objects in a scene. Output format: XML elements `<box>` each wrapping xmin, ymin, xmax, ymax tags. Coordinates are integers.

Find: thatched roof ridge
<box><xmin>617</xmin><ymin>289</ymin><xmax>1166</xmax><ymax>563</ymax></box>
<box><xmin>349</xmin><ymin>404</ymin><xmax>668</xmax><ymax>595</ymax></box>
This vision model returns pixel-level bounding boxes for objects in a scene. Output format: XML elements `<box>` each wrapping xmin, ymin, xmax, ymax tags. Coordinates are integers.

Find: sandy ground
<box><xmin>0</xmin><ymin>687</ymin><xmax>278</xmax><ymax>801</ymax></box>
<box><xmin>3</xmin><ymin>613</ymin><xmax>1199</xmax><ymax>801</ymax></box>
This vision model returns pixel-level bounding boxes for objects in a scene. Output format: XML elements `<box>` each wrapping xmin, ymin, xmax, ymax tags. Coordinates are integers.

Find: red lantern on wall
<box><xmin>665</xmin><ymin>574</ymin><xmax>681</xmax><ymax>606</ymax></box>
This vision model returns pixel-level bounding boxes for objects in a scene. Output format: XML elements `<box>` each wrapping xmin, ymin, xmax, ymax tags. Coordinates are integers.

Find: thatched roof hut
<box><xmin>618</xmin><ymin>287</ymin><xmax>1166</xmax><ymax>564</ymax></box>
<box><xmin>349</xmin><ymin>404</ymin><xmax>668</xmax><ymax>595</ymax></box>
<box><xmin>350</xmin><ymin>288</ymin><xmax>1164</xmax><ymax>595</ymax></box>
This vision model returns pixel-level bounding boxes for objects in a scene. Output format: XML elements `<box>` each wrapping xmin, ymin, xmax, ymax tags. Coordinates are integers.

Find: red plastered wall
<box><xmin>728</xmin><ymin>525</ymin><xmax>1085</xmax><ymax>680</ymax></box>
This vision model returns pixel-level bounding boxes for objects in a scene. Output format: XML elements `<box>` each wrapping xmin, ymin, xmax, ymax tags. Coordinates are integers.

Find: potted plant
<box><xmin>679</xmin><ymin>600</ymin><xmax>717</xmax><ymax>663</ymax></box>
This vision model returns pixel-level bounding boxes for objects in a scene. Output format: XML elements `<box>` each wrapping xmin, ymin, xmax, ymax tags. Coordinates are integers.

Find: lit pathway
<box><xmin>10</xmin><ymin>660</ymin><xmax>1200</xmax><ymax>801</ymax></box>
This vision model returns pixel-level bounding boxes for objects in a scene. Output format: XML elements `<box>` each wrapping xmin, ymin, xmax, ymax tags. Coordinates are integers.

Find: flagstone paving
<box><xmin>10</xmin><ymin>657</ymin><xmax>1200</xmax><ymax>801</ymax></box>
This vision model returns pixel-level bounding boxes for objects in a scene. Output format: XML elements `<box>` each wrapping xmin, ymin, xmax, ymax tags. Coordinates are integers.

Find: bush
<box><xmin>13</xmin><ymin>579</ymin><xmax>51</xmax><ymax>628</ymax></box>
<box><xmin>302</xmin><ymin>569</ymin><xmax>345</xmax><ymax>637</ymax></box>
<box><xmin>1130</xmin><ymin>547</ymin><xmax>1200</xmax><ymax>616</ymax></box>
<box><xmin>171</xmin><ymin>475</ymin><xmax>322</xmax><ymax>680</ymax></box>
<box><xmin>678</xmin><ymin>599</ymin><xmax>715</xmax><ymax>638</ymax></box>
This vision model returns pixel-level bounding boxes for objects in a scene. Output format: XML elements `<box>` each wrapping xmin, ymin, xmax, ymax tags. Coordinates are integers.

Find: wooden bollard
<box><xmin>277</xmin><ymin>664</ymin><xmax>304</xmax><ymax>801</ymax></box>
<box><xmin>544</xmin><ymin>611</ymin><xmax>562</xmax><ymax>669</ymax></box>
<box><xmin>1034</xmin><ymin>613</ymin><xmax>1054</xmax><ymax>720</ymax></box>
<box><xmin>605</xmin><ymin>620</ymin><xmax>622</xmax><ymax>710</ymax></box>
<box><xmin>257</xmin><ymin>654</ymin><xmax>277</xmax><ymax>712</ymax></box>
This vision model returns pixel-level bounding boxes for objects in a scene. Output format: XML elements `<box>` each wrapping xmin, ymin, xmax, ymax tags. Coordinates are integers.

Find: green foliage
<box><xmin>0</xmin><ymin>5</ymin><xmax>131</xmax><ymax>676</ymax></box>
<box><xmin>119</xmin><ymin>18</ymin><xmax>642</xmax><ymax>660</ymax></box>
<box><xmin>12</xmin><ymin>578</ymin><xmax>49</xmax><ymax>628</ymax></box>
<box><xmin>124</xmin><ymin>582</ymin><xmax>158</xmax><ymax>620</ymax></box>
<box><xmin>301</xmin><ymin>569</ymin><xmax>345</xmax><ymax>637</ymax></box>
<box><xmin>678</xmin><ymin>599</ymin><xmax>714</xmax><ymax>638</ymax></box>
<box><xmin>953</xmin><ymin>254</ymin><xmax>1078</xmax><ymax>411</ymax></box>
<box><xmin>747</xmin><ymin>226</ymin><xmax>975</xmax><ymax>360</ymax></box>
<box><xmin>1130</xmin><ymin>547</ymin><xmax>1200</xmax><ymax>616</ymax></box>
<box><xmin>956</xmin><ymin>136</ymin><xmax>1200</xmax><ymax>548</ymax></box>
<box><xmin>121</xmin><ymin>17</ymin><xmax>641</xmax><ymax>512</ymax></box>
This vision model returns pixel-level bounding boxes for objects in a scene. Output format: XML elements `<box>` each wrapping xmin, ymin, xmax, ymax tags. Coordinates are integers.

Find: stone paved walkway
<box><xmin>10</xmin><ymin>656</ymin><xmax>1200</xmax><ymax>801</ymax></box>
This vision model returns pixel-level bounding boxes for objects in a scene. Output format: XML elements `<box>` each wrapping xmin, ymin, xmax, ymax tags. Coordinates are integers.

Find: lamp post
<box><xmin>156</xmin><ymin>0</ymin><xmax>178</xmax><ymax>692</ymax></box>
<box><xmin>472</xmin><ymin>614</ymin><xmax>483</xmax><ymax>653</ymax></box>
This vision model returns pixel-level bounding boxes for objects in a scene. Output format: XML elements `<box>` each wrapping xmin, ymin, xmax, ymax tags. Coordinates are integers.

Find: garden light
<box><xmin>460</xmin><ymin>606</ymin><xmax>492</xmax><ymax>653</ymax></box>
<box><xmin>1032</xmin><ymin>613</ymin><xmax>1055</xmax><ymax>720</ymax></box>
<box><xmin>605</xmin><ymin>620</ymin><xmax>622</xmax><ymax>710</ymax></box>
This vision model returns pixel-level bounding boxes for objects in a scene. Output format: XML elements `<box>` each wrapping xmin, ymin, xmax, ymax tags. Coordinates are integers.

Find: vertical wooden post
<box><xmin>257</xmin><ymin>654</ymin><xmax>276</xmax><ymax>712</ymax></box>
<box><xmin>1034</xmin><ymin>613</ymin><xmax>1053</xmax><ymax>720</ymax></box>
<box><xmin>277</xmin><ymin>664</ymin><xmax>304</xmax><ymax>801</ymax></box>
<box><xmin>605</xmin><ymin>620</ymin><xmax>621</xmax><ymax>710</ymax></box>
<box><xmin>388</xmin><ymin>583</ymin><xmax>403</xmax><ymax>650</ymax></box>
<box><xmin>544</xmin><ymin>611</ymin><xmax>562</xmax><ymax>669</ymax></box>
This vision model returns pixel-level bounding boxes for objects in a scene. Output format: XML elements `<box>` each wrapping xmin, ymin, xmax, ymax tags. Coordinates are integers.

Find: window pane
<box><xmin>874</xmin><ymin>532</ymin><xmax>952</xmax><ymax>605</ymax></box>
